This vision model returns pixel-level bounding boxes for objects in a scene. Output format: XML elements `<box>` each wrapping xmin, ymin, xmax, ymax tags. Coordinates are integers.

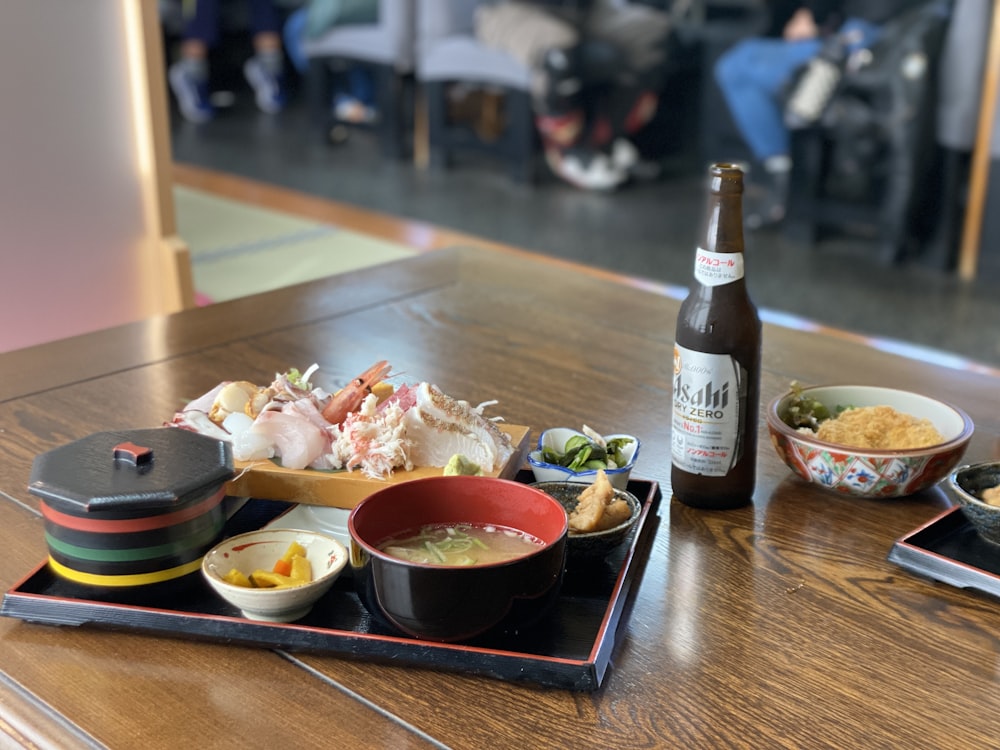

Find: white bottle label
<box><xmin>694</xmin><ymin>248</ymin><xmax>744</xmax><ymax>287</ymax></box>
<box><xmin>671</xmin><ymin>344</ymin><xmax>747</xmax><ymax>476</ymax></box>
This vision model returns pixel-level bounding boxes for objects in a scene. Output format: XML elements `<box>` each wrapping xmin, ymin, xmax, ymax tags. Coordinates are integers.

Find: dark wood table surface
<box><xmin>2</xmin><ymin>247</ymin><xmax>1000</xmax><ymax>748</ymax></box>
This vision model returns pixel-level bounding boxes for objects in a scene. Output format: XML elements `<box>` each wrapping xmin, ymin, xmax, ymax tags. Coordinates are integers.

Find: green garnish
<box><xmin>781</xmin><ymin>381</ymin><xmax>832</xmax><ymax>430</ymax></box>
<box><xmin>443</xmin><ymin>454</ymin><xmax>484</xmax><ymax>476</ymax></box>
<box><xmin>285</xmin><ymin>368</ymin><xmax>310</xmax><ymax>390</ymax></box>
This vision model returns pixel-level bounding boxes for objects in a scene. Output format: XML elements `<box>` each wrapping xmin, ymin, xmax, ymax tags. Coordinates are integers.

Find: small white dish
<box><xmin>527</xmin><ymin>428</ymin><xmax>640</xmax><ymax>489</ymax></box>
<box><xmin>202</xmin><ymin>528</ymin><xmax>348</xmax><ymax>622</ymax></box>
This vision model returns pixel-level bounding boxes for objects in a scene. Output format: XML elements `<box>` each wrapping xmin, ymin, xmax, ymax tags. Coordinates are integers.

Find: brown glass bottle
<box><xmin>671</xmin><ymin>164</ymin><xmax>761</xmax><ymax>509</ymax></box>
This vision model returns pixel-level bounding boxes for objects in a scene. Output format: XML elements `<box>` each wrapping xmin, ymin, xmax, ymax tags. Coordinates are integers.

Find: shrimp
<box><xmin>321</xmin><ymin>360</ymin><xmax>393</xmax><ymax>425</ymax></box>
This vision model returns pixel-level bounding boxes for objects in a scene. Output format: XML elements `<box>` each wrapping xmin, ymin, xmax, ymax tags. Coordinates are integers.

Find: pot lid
<box><xmin>28</xmin><ymin>427</ymin><xmax>234</xmax><ymax>514</ymax></box>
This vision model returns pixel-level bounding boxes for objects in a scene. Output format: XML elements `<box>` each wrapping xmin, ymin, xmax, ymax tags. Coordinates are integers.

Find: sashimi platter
<box><xmin>169</xmin><ymin>361</ymin><xmax>531</xmax><ymax>509</ymax></box>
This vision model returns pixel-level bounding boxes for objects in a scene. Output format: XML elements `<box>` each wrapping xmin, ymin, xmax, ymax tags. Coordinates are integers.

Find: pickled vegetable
<box><xmin>223</xmin><ymin>541</ymin><xmax>313</xmax><ymax>589</ymax></box>
<box><xmin>781</xmin><ymin>382</ymin><xmax>835</xmax><ymax>430</ymax></box>
<box><xmin>542</xmin><ymin>432</ymin><xmax>634</xmax><ymax>471</ymax></box>
<box><xmin>222</xmin><ymin>568</ymin><xmax>252</xmax><ymax>587</ymax></box>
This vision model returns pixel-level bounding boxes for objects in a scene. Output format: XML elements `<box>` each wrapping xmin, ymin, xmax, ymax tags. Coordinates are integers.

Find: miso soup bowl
<box><xmin>348</xmin><ymin>476</ymin><xmax>568</xmax><ymax>643</ymax></box>
<box><xmin>767</xmin><ymin>384</ymin><xmax>974</xmax><ymax>499</ymax></box>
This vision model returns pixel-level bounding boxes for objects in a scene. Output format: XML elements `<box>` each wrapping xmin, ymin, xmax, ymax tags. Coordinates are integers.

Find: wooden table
<box><xmin>2</xmin><ymin>247</ymin><xmax>1000</xmax><ymax>748</ymax></box>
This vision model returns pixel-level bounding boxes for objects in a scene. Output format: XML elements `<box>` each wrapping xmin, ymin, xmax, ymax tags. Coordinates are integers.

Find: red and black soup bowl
<box><xmin>348</xmin><ymin>476</ymin><xmax>568</xmax><ymax>643</ymax></box>
<box><xmin>29</xmin><ymin>427</ymin><xmax>234</xmax><ymax>591</ymax></box>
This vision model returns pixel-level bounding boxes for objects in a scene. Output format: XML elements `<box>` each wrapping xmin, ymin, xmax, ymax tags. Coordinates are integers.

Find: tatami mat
<box><xmin>174</xmin><ymin>186</ymin><xmax>416</xmax><ymax>303</ymax></box>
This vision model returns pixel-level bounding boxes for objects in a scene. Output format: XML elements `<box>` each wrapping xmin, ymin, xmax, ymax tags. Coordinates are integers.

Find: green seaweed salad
<box><xmin>781</xmin><ymin>382</ymin><xmax>854</xmax><ymax>431</ymax></box>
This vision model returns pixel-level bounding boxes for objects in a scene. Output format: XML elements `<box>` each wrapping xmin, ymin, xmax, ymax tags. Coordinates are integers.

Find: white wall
<box><xmin>0</xmin><ymin>0</ymin><xmax>175</xmax><ymax>352</ymax></box>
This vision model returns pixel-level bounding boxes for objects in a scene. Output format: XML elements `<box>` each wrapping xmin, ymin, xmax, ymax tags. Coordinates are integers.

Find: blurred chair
<box><xmin>923</xmin><ymin>0</ymin><xmax>998</xmax><ymax>271</ymax></box>
<box><xmin>414</xmin><ymin>0</ymin><xmax>537</xmax><ymax>182</ymax></box>
<box><xmin>682</xmin><ymin>0</ymin><xmax>770</xmax><ymax>166</ymax></box>
<box><xmin>302</xmin><ymin>0</ymin><xmax>417</xmax><ymax>158</ymax></box>
<box><xmin>784</xmin><ymin>0</ymin><xmax>952</xmax><ymax>264</ymax></box>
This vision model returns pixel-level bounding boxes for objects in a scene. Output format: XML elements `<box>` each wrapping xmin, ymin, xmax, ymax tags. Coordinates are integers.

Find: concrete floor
<box><xmin>170</xmin><ymin>89</ymin><xmax>1000</xmax><ymax>370</ymax></box>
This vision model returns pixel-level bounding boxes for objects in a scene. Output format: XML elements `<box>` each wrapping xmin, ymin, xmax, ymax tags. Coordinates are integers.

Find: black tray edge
<box><xmin>1</xmin><ymin>476</ymin><xmax>663</xmax><ymax>692</ymax></box>
<box><xmin>888</xmin><ymin>506</ymin><xmax>1000</xmax><ymax>598</ymax></box>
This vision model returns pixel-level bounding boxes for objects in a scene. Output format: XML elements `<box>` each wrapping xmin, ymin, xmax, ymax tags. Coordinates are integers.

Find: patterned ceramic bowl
<box><xmin>947</xmin><ymin>462</ymin><xmax>1000</xmax><ymax>544</ymax></box>
<box><xmin>766</xmin><ymin>385</ymin><xmax>973</xmax><ymax>499</ymax></box>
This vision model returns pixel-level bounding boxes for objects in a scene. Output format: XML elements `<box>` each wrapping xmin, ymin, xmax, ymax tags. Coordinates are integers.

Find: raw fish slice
<box><xmin>404</xmin><ymin>410</ymin><xmax>500</xmax><ymax>470</ymax></box>
<box><xmin>403</xmin><ymin>382</ymin><xmax>514</xmax><ymax>471</ymax></box>
<box><xmin>281</xmin><ymin>398</ymin><xmax>332</xmax><ymax>431</ymax></box>
<box><xmin>251</xmin><ymin>410</ymin><xmax>329</xmax><ymax>470</ymax></box>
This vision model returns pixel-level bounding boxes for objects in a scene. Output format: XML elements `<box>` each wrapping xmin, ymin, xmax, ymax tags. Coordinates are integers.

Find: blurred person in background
<box><xmin>476</xmin><ymin>0</ymin><xmax>674</xmax><ymax>191</ymax></box>
<box><xmin>283</xmin><ymin>0</ymin><xmax>378</xmax><ymax>124</ymax></box>
<box><xmin>169</xmin><ymin>0</ymin><xmax>289</xmax><ymax>123</ymax></box>
<box><xmin>714</xmin><ymin>0</ymin><xmax>925</xmax><ymax>227</ymax></box>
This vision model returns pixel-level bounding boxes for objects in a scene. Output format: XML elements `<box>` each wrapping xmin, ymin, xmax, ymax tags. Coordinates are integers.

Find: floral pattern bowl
<box><xmin>766</xmin><ymin>385</ymin><xmax>974</xmax><ymax>499</ymax></box>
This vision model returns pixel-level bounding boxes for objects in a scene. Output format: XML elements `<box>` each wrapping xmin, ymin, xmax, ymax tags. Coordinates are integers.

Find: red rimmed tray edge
<box><xmin>887</xmin><ymin>505</ymin><xmax>1000</xmax><ymax>597</ymax></box>
<box><xmin>1</xmin><ymin>476</ymin><xmax>662</xmax><ymax>691</ymax></box>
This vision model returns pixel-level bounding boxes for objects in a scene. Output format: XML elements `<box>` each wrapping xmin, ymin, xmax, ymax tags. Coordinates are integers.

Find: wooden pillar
<box><xmin>958</xmin><ymin>2</ymin><xmax>1000</xmax><ymax>281</ymax></box>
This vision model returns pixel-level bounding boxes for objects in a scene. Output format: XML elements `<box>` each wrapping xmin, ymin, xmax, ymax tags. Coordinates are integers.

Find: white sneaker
<box><xmin>169</xmin><ymin>61</ymin><xmax>213</xmax><ymax>123</ymax></box>
<box><xmin>546</xmin><ymin>149</ymin><xmax>627</xmax><ymax>191</ymax></box>
<box><xmin>243</xmin><ymin>57</ymin><xmax>286</xmax><ymax>114</ymax></box>
<box><xmin>611</xmin><ymin>138</ymin><xmax>639</xmax><ymax>171</ymax></box>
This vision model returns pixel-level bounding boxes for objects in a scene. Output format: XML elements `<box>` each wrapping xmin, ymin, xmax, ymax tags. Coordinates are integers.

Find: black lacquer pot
<box><xmin>28</xmin><ymin>427</ymin><xmax>234</xmax><ymax>589</ymax></box>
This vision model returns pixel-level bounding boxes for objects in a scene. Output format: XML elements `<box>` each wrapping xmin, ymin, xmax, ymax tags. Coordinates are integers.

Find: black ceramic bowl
<box><xmin>948</xmin><ymin>462</ymin><xmax>1000</xmax><ymax>544</ymax></box>
<box><xmin>348</xmin><ymin>476</ymin><xmax>568</xmax><ymax>643</ymax></box>
<box><xmin>531</xmin><ymin>481</ymin><xmax>641</xmax><ymax>558</ymax></box>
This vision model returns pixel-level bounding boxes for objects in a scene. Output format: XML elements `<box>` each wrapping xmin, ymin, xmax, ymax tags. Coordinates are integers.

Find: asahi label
<box><xmin>671</xmin><ymin>344</ymin><xmax>747</xmax><ymax>476</ymax></box>
<box><xmin>694</xmin><ymin>248</ymin><xmax>744</xmax><ymax>286</ymax></box>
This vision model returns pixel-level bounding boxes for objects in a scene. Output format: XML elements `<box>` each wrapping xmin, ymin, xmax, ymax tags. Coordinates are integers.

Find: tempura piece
<box><xmin>569</xmin><ymin>470</ymin><xmax>631</xmax><ymax>533</ymax></box>
<box><xmin>981</xmin><ymin>483</ymin><xmax>1000</xmax><ymax>507</ymax></box>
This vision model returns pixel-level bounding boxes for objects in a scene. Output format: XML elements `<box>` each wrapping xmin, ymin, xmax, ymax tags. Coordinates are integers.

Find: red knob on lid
<box><xmin>113</xmin><ymin>442</ymin><xmax>153</xmax><ymax>466</ymax></box>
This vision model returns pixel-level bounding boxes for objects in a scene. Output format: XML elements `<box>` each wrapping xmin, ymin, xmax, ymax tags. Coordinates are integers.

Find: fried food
<box><xmin>568</xmin><ymin>470</ymin><xmax>632</xmax><ymax>533</ymax></box>
<box><xmin>811</xmin><ymin>405</ymin><xmax>944</xmax><ymax>450</ymax></box>
<box><xmin>981</xmin><ymin>483</ymin><xmax>1000</xmax><ymax>507</ymax></box>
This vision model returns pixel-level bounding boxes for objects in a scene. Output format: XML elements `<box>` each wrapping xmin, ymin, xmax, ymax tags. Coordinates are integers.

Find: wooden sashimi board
<box><xmin>225</xmin><ymin>424</ymin><xmax>532</xmax><ymax>510</ymax></box>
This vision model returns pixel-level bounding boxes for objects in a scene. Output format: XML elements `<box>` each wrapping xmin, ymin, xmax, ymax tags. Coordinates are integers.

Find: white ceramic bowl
<box><xmin>527</xmin><ymin>428</ymin><xmax>640</xmax><ymax>489</ymax></box>
<box><xmin>767</xmin><ymin>384</ymin><xmax>974</xmax><ymax>498</ymax></box>
<box><xmin>201</xmin><ymin>528</ymin><xmax>348</xmax><ymax>622</ymax></box>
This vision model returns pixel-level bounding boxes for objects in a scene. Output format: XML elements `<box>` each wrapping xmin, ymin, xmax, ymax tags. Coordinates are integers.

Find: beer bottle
<box><xmin>671</xmin><ymin>163</ymin><xmax>761</xmax><ymax>509</ymax></box>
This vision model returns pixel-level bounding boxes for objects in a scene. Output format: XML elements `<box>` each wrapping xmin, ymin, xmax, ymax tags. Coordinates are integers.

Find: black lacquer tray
<box><xmin>888</xmin><ymin>506</ymin><xmax>1000</xmax><ymax>598</ymax></box>
<box><xmin>1</xmin><ymin>472</ymin><xmax>661</xmax><ymax>691</ymax></box>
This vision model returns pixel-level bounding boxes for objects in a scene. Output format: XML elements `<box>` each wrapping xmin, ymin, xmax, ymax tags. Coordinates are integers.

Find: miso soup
<box><xmin>378</xmin><ymin>523</ymin><xmax>542</xmax><ymax>566</ymax></box>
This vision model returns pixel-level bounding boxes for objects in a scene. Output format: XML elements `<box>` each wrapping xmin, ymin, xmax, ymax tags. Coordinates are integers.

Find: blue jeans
<box><xmin>283</xmin><ymin>7</ymin><xmax>310</xmax><ymax>73</ymax></box>
<box><xmin>714</xmin><ymin>19</ymin><xmax>883</xmax><ymax>161</ymax></box>
<box><xmin>283</xmin><ymin>7</ymin><xmax>375</xmax><ymax>106</ymax></box>
<box><xmin>182</xmin><ymin>0</ymin><xmax>282</xmax><ymax>47</ymax></box>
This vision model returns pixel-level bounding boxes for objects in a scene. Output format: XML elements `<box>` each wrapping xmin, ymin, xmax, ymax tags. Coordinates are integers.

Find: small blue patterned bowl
<box><xmin>527</xmin><ymin>428</ymin><xmax>640</xmax><ymax>489</ymax></box>
<box><xmin>948</xmin><ymin>462</ymin><xmax>1000</xmax><ymax>545</ymax></box>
